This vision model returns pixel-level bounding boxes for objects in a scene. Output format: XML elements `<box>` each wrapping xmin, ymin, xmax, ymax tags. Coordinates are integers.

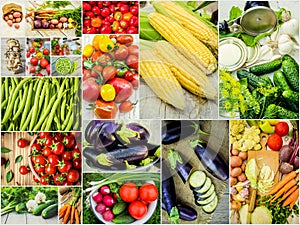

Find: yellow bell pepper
<box><xmin>99</xmin><ymin>38</ymin><xmax>115</xmax><ymax>52</ymax></box>
<box><xmin>83</xmin><ymin>44</ymin><xmax>94</xmax><ymax>58</ymax></box>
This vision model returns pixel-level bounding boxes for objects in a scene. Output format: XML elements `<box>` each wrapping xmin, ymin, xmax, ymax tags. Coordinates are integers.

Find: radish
<box><xmin>102</xmin><ymin>209</ymin><xmax>115</xmax><ymax>221</ymax></box>
<box><xmin>92</xmin><ymin>192</ymin><xmax>103</xmax><ymax>203</ymax></box>
<box><xmin>100</xmin><ymin>185</ymin><xmax>111</xmax><ymax>195</ymax></box>
<box><xmin>103</xmin><ymin>195</ymin><xmax>116</xmax><ymax>207</ymax></box>
<box><xmin>95</xmin><ymin>202</ymin><xmax>107</xmax><ymax>214</ymax></box>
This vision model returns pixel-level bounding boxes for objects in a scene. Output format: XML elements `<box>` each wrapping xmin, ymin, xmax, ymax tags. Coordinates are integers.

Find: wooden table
<box><xmin>25</xmin><ymin>1</ymin><xmax>81</xmax><ymax>37</ymax></box>
<box><xmin>1</xmin><ymin>212</ymin><xmax>57</xmax><ymax>224</ymax></box>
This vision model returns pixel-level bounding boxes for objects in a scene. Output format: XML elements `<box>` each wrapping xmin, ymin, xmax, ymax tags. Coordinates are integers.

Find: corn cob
<box><xmin>148</xmin><ymin>12</ymin><xmax>217</xmax><ymax>74</ymax></box>
<box><xmin>140</xmin><ymin>50</ymin><xmax>186</xmax><ymax>109</ymax></box>
<box><xmin>153</xmin><ymin>41</ymin><xmax>217</xmax><ymax>100</ymax></box>
<box><xmin>155</xmin><ymin>1</ymin><xmax>218</xmax><ymax>52</ymax></box>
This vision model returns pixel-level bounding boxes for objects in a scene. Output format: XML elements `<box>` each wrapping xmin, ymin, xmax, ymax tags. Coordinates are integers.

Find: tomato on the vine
<box><xmin>120</xmin><ymin>182</ymin><xmax>138</xmax><ymax>202</ymax></box>
<box><xmin>17</xmin><ymin>139</ymin><xmax>28</xmax><ymax>148</ymax></box>
<box><xmin>67</xmin><ymin>169</ymin><xmax>80</xmax><ymax>183</ymax></box>
<box><xmin>19</xmin><ymin>165</ymin><xmax>29</xmax><ymax>175</ymax></box>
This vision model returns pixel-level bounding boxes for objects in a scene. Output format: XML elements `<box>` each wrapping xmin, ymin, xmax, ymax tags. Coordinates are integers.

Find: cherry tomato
<box><xmin>45</xmin><ymin>164</ymin><xmax>57</xmax><ymax>175</ymax></box>
<box><xmin>275</xmin><ymin>122</ymin><xmax>289</xmax><ymax>136</ymax></box>
<box><xmin>114</xmin><ymin>45</ymin><xmax>128</xmax><ymax>60</ymax></box>
<box><xmin>19</xmin><ymin>165</ymin><xmax>29</xmax><ymax>175</ymax></box>
<box><xmin>17</xmin><ymin>139</ymin><xmax>28</xmax><ymax>148</ymax></box>
<box><xmin>63</xmin><ymin>136</ymin><xmax>75</xmax><ymax>149</ymax></box>
<box><xmin>126</xmin><ymin>54</ymin><xmax>138</xmax><ymax>70</ymax></box>
<box><xmin>45</xmin><ymin>136</ymin><xmax>54</xmax><ymax>147</ymax></box>
<box><xmin>119</xmin><ymin>100</ymin><xmax>134</xmax><ymax>113</ymax></box>
<box><xmin>43</xmin><ymin>48</ymin><xmax>50</xmax><ymax>55</ymax></box>
<box><xmin>58</xmin><ymin>160</ymin><xmax>72</xmax><ymax>173</ymax></box>
<box><xmin>29</xmin><ymin>46</ymin><xmax>35</xmax><ymax>54</ymax></box>
<box><xmin>131</xmin><ymin>74</ymin><xmax>139</xmax><ymax>89</ymax></box>
<box><xmin>52</xmin><ymin>142</ymin><xmax>65</xmax><ymax>155</ymax></box>
<box><xmin>67</xmin><ymin>169</ymin><xmax>80</xmax><ymax>183</ymax></box>
<box><xmin>72</xmin><ymin>149</ymin><xmax>81</xmax><ymax>160</ymax></box>
<box><xmin>40</xmin><ymin>175</ymin><xmax>50</xmax><ymax>185</ymax></box>
<box><xmin>94</xmin><ymin>99</ymin><xmax>118</xmax><ymax>119</ymax></box>
<box><xmin>102</xmin><ymin>66</ymin><xmax>117</xmax><ymax>81</ymax></box>
<box><xmin>29</xmin><ymin>67</ymin><xmax>36</xmax><ymax>73</ymax></box>
<box><xmin>139</xmin><ymin>183</ymin><xmax>159</xmax><ymax>203</ymax></box>
<box><xmin>53</xmin><ymin>173</ymin><xmax>67</xmax><ymax>185</ymax></box>
<box><xmin>39</xmin><ymin>132</ymin><xmax>50</xmax><ymax>139</ymax></box>
<box><xmin>54</xmin><ymin>133</ymin><xmax>64</xmax><ymax>142</ymax></box>
<box><xmin>124</xmin><ymin>70</ymin><xmax>135</xmax><ymax>81</ymax></box>
<box><xmin>120</xmin><ymin>182</ymin><xmax>138</xmax><ymax>202</ymax></box>
<box><xmin>34</xmin><ymin>164</ymin><xmax>45</xmax><ymax>174</ymax></box>
<box><xmin>100</xmin><ymin>84</ymin><xmax>116</xmax><ymax>101</ymax></box>
<box><xmin>30</xmin><ymin>57</ymin><xmax>38</xmax><ymax>66</ymax></box>
<box><xmin>31</xmin><ymin>143</ymin><xmax>42</xmax><ymax>153</ymax></box>
<box><xmin>267</xmin><ymin>133</ymin><xmax>283</xmax><ymax>151</ymax></box>
<box><xmin>128</xmin><ymin>201</ymin><xmax>147</xmax><ymax>219</ymax></box>
<box><xmin>35</xmin><ymin>155</ymin><xmax>46</xmax><ymax>166</ymax></box>
<box><xmin>33</xmin><ymin>175</ymin><xmax>40</xmax><ymax>183</ymax></box>
<box><xmin>62</xmin><ymin>151</ymin><xmax>72</xmax><ymax>161</ymax></box>
<box><xmin>48</xmin><ymin>154</ymin><xmax>60</xmax><ymax>166</ymax></box>
<box><xmin>73</xmin><ymin>158</ymin><xmax>82</xmax><ymax>169</ymax></box>
<box><xmin>40</xmin><ymin>58</ymin><xmax>49</xmax><ymax>69</ymax></box>
<box><xmin>42</xmin><ymin>147</ymin><xmax>52</xmax><ymax>157</ymax></box>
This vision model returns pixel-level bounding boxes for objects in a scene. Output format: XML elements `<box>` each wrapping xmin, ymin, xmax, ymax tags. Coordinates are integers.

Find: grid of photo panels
<box><xmin>0</xmin><ymin>0</ymin><xmax>299</xmax><ymax>225</ymax></box>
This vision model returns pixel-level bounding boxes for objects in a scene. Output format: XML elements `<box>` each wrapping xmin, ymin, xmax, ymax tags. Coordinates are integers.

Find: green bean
<box><xmin>32</xmin><ymin>93</ymin><xmax>57</xmax><ymax>131</ymax></box>
<box><xmin>11</xmin><ymin>78</ymin><xmax>16</xmax><ymax>92</ymax></box>
<box><xmin>4</xmin><ymin>78</ymin><xmax>9</xmax><ymax>102</ymax></box>
<box><xmin>29</xmin><ymin>79</ymin><xmax>44</xmax><ymax>131</ymax></box>
<box><xmin>2</xmin><ymin>78</ymin><xmax>30</xmax><ymax>125</ymax></box>
<box><xmin>61</xmin><ymin>99</ymin><xmax>73</xmax><ymax>130</ymax></box>
<box><xmin>37</xmin><ymin>81</ymin><xmax>48</xmax><ymax>118</ymax></box>
<box><xmin>7</xmin><ymin>123</ymin><xmax>14</xmax><ymax>131</ymax></box>
<box><xmin>60</xmin><ymin>95</ymin><xmax>67</xmax><ymax>121</ymax></box>
<box><xmin>54</xmin><ymin>115</ymin><xmax>61</xmax><ymax>131</ymax></box>
<box><xmin>13</xmin><ymin>77</ymin><xmax>19</xmax><ymax>86</ymax></box>
<box><xmin>13</xmin><ymin>84</ymin><xmax>29</xmax><ymax>121</ymax></box>
<box><xmin>64</xmin><ymin>112</ymin><xmax>74</xmax><ymax>131</ymax></box>
<box><xmin>1</xmin><ymin>83</ymin><xmax>5</xmax><ymax>102</ymax></box>
<box><xmin>13</xmin><ymin>95</ymin><xmax>20</xmax><ymax>116</ymax></box>
<box><xmin>20</xmin><ymin>108</ymin><xmax>33</xmax><ymax>131</ymax></box>
<box><xmin>40</xmin><ymin>84</ymin><xmax>50</xmax><ymax>117</ymax></box>
<box><xmin>20</xmin><ymin>82</ymin><xmax>33</xmax><ymax>129</ymax></box>
<box><xmin>1</xmin><ymin>99</ymin><xmax>8</xmax><ymax>109</ymax></box>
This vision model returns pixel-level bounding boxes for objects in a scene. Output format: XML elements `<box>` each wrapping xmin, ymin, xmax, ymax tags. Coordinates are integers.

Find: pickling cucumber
<box><xmin>32</xmin><ymin>200</ymin><xmax>56</xmax><ymax>216</ymax></box>
<box><xmin>112</xmin><ymin>215</ymin><xmax>135</xmax><ymax>224</ymax></box>
<box><xmin>282</xmin><ymin>54</ymin><xmax>299</xmax><ymax>72</ymax></box>
<box><xmin>41</xmin><ymin>203</ymin><xmax>58</xmax><ymax>219</ymax></box>
<box><xmin>273</xmin><ymin>70</ymin><xmax>291</xmax><ymax>93</ymax></box>
<box><xmin>237</xmin><ymin>69</ymin><xmax>272</xmax><ymax>88</ymax></box>
<box><xmin>263</xmin><ymin>104</ymin><xmax>299</xmax><ymax>119</ymax></box>
<box><xmin>249</xmin><ymin>59</ymin><xmax>281</xmax><ymax>75</ymax></box>
<box><xmin>282</xmin><ymin>90</ymin><xmax>299</xmax><ymax>112</ymax></box>
<box><xmin>282</xmin><ymin>60</ymin><xmax>299</xmax><ymax>91</ymax></box>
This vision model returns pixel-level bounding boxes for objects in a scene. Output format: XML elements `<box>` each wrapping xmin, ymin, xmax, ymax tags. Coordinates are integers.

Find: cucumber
<box><xmin>32</xmin><ymin>200</ymin><xmax>56</xmax><ymax>216</ymax></box>
<box><xmin>112</xmin><ymin>202</ymin><xmax>127</xmax><ymax>215</ymax></box>
<box><xmin>237</xmin><ymin>69</ymin><xmax>271</xmax><ymax>88</ymax></box>
<box><xmin>282</xmin><ymin>54</ymin><xmax>299</xmax><ymax>72</ymax></box>
<box><xmin>112</xmin><ymin>215</ymin><xmax>135</xmax><ymax>224</ymax></box>
<box><xmin>249</xmin><ymin>59</ymin><xmax>281</xmax><ymax>75</ymax></box>
<box><xmin>202</xmin><ymin>195</ymin><xmax>218</xmax><ymax>214</ymax></box>
<box><xmin>188</xmin><ymin>170</ymin><xmax>206</xmax><ymax>189</ymax></box>
<box><xmin>41</xmin><ymin>203</ymin><xmax>58</xmax><ymax>219</ymax></box>
<box><xmin>282</xmin><ymin>90</ymin><xmax>299</xmax><ymax>112</ymax></box>
<box><xmin>273</xmin><ymin>70</ymin><xmax>291</xmax><ymax>93</ymax></box>
<box><xmin>282</xmin><ymin>60</ymin><xmax>299</xmax><ymax>91</ymax></box>
<box><xmin>264</xmin><ymin>104</ymin><xmax>299</xmax><ymax>119</ymax></box>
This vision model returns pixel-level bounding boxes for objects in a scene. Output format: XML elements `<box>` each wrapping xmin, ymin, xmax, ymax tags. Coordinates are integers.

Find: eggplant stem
<box><xmin>190</xmin><ymin>139</ymin><xmax>206</xmax><ymax>149</ymax></box>
<box><xmin>96</xmin><ymin>153</ymin><xmax>113</xmax><ymax>166</ymax></box>
<box><xmin>167</xmin><ymin>149</ymin><xmax>183</xmax><ymax>170</ymax></box>
<box><xmin>191</xmin><ymin>122</ymin><xmax>209</xmax><ymax>136</ymax></box>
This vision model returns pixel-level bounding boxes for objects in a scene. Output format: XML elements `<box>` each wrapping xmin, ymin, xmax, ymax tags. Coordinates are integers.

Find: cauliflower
<box><xmin>26</xmin><ymin>200</ymin><xmax>37</xmax><ymax>212</ymax></box>
<box><xmin>34</xmin><ymin>192</ymin><xmax>46</xmax><ymax>204</ymax></box>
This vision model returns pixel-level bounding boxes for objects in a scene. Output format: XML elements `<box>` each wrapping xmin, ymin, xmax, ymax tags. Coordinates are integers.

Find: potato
<box><xmin>8</xmin><ymin>14</ymin><xmax>13</xmax><ymax>20</ymax></box>
<box><xmin>231</xmin><ymin>167</ymin><xmax>242</xmax><ymax>177</ymax></box>
<box><xmin>14</xmin><ymin>23</ymin><xmax>20</xmax><ymax>29</ymax></box>
<box><xmin>238</xmin><ymin>151</ymin><xmax>247</xmax><ymax>160</ymax></box>
<box><xmin>50</xmin><ymin>19</ymin><xmax>59</xmax><ymax>25</ymax></box>
<box><xmin>7</xmin><ymin>20</ymin><xmax>13</xmax><ymax>26</ymax></box>
<box><xmin>241</xmin><ymin>163</ymin><xmax>246</xmax><ymax>171</ymax></box>
<box><xmin>237</xmin><ymin>173</ymin><xmax>247</xmax><ymax>182</ymax></box>
<box><xmin>230</xmin><ymin>177</ymin><xmax>238</xmax><ymax>186</ymax></box>
<box><xmin>230</xmin><ymin>156</ymin><xmax>243</xmax><ymax>167</ymax></box>
<box><xmin>15</xmin><ymin>18</ymin><xmax>21</xmax><ymax>23</ymax></box>
<box><xmin>231</xmin><ymin>149</ymin><xmax>239</xmax><ymax>156</ymax></box>
<box><xmin>13</xmin><ymin>12</ymin><xmax>21</xmax><ymax>18</ymax></box>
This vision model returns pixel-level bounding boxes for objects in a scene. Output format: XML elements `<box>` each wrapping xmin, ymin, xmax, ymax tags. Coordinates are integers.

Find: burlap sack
<box><xmin>2</xmin><ymin>3</ymin><xmax>22</xmax><ymax>18</ymax></box>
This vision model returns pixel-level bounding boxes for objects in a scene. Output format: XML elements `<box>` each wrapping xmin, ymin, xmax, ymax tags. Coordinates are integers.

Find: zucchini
<box><xmin>41</xmin><ymin>203</ymin><xmax>58</xmax><ymax>219</ymax></box>
<box><xmin>282</xmin><ymin>54</ymin><xmax>299</xmax><ymax>72</ymax></box>
<box><xmin>273</xmin><ymin>70</ymin><xmax>291</xmax><ymax>93</ymax></box>
<box><xmin>249</xmin><ymin>59</ymin><xmax>281</xmax><ymax>75</ymax></box>
<box><xmin>263</xmin><ymin>104</ymin><xmax>299</xmax><ymax>119</ymax></box>
<box><xmin>282</xmin><ymin>60</ymin><xmax>299</xmax><ymax>91</ymax></box>
<box><xmin>194</xmin><ymin>177</ymin><xmax>212</xmax><ymax>194</ymax></box>
<box><xmin>237</xmin><ymin>69</ymin><xmax>271</xmax><ymax>88</ymax></box>
<box><xmin>202</xmin><ymin>195</ymin><xmax>218</xmax><ymax>214</ymax></box>
<box><xmin>32</xmin><ymin>200</ymin><xmax>56</xmax><ymax>216</ymax></box>
<box><xmin>196</xmin><ymin>191</ymin><xmax>216</xmax><ymax>206</ymax></box>
<box><xmin>112</xmin><ymin>215</ymin><xmax>135</xmax><ymax>224</ymax></box>
<box><xmin>188</xmin><ymin>170</ymin><xmax>206</xmax><ymax>189</ymax></box>
<box><xmin>282</xmin><ymin>90</ymin><xmax>299</xmax><ymax>112</ymax></box>
<box><xmin>199</xmin><ymin>184</ymin><xmax>215</xmax><ymax>199</ymax></box>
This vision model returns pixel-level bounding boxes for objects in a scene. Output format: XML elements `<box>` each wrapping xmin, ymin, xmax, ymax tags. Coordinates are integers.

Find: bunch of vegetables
<box><xmin>2</xmin><ymin>3</ymin><xmax>23</xmax><ymax>29</ymax></box>
<box><xmin>220</xmin><ymin>54</ymin><xmax>299</xmax><ymax>119</ymax></box>
<box><xmin>51</xmin><ymin>38</ymin><xmax>81</xmax><ymax>56</ymax></box>
<box><xmin>59</xmin><ymin>187</ymin><xmax>81</xmax><ymax>224</ymax></box>
<box><xmin>82</xmin><ymin>34</ymin><xmax>138</xmax><ymax>118</ymax></box>
<box><xmin>26</xmin><ymin>38</ymin><xmax>51</xmax><ymax>76</ymax></box>
<box><xmin>1</xmin><ymin>77</ymin><xmax>81</xmax><ymax>131</ymax></box>
<box><xmin>1</xmin><ymin>187</ymin><xmax>58</xmax><ymax>220</ymax></box>
<box><xmin>29</xmin><ymin>132</ymin><xmax>81</xmax><ymax>186</ymax></box>
<box><xmin>83</xmin><ymin>120</ymin><xmax>160</xmax><ymax>170</ymax></box>
<box><xmin>84</xmin><ymin>173</ymin><xmax>160</xmax><ymax>223</ymax></box>
<box><xmin>82</xmin><ymin>1</ymin><xmax>138</xmax><ymax>34</ymax></box>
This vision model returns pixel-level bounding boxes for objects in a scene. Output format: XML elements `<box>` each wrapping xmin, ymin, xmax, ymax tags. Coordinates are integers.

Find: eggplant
<box><xmin>162</xmin><ymin>202</ymin><xmax>197</xmax><ymax>221</ymax></box>
<box><xmin>144</xmin><ymin>142</ymin><xmax>160</xmax><ymax>156</ymax></box>
<box><xmin>168</xmin><ymin>149</ymin><xmax>192</xmax><ymax>183</ymax></box>
<box><xmin>84</xmin><ymin>120</ymin><xmax>105</xmax><ymax>144</ymax></box>
<box><xmin>190</xmin><ymin>140</ymin><xmax>229</xmax><ymax>181</ymax></box>
<box><xmin>162</xmin><ymin>120</ymin><xmax>208</xmax><ymax>145</ymax></box>
<box><xmin>115</xmin><ymin>122</ymin><xmax>150</xmax><ymax>145</ymax></box>
<box><xmin>244</xmin><ymin>1</ymin><xmax>270</xmax><ymax>11</ymax></box>
<box><xmin>96</xmin><ymin>145</ymin><xmax>148</xmax><ymax>166</ymax></box>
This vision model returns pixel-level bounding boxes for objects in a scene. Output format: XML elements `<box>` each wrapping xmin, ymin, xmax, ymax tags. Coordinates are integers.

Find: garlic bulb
<box><xmin>277</xmin><ymin>34</ymin><xmax>299</xmax><ymax>55</ymax></box>
<box><xmin>280</xmin><ymin>18</ymin><xmax>299</xmax><ymax>37</ymax></box>
<box><xmin>259</xmin><ymin>45</ymin><xmax>274</xmax><ymax>61</ymax></box>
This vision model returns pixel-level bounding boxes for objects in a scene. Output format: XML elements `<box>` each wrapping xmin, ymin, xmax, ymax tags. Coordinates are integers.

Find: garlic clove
<box><xmin>259</xmin><ymin>45</ymin><xmax>274</xmax><ymax>61</ymax></box>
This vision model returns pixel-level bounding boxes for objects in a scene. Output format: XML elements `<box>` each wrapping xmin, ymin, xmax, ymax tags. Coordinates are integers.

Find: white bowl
<box><xmin>90</xmin><ymin>181</ymin><xmax>158</xmax><ymax>224</ymax></box>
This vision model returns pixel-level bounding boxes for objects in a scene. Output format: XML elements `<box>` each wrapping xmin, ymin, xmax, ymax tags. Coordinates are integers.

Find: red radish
<box><xmin>95</xmin><ymin>202</ymin><xmax>106</xmax><ymax>214</ymax></box>
<box><xmin>92</xmin><ymin>192</ymin><xmax>103</xmax><ymax>203</ymax></box>
<box><xmin>103</xmin><ymin>195</ymin><xmax>116</xmax><ymax>207</ymax></box>
<box><xmin>102</xmin><ymin>209</ymin><xmax>114</xmax><ymax>221</ymax></box>
<box><xmin>100</xmin><ymin>185</ymin><xmax>110</xmax><ymax>195</ymax></box>
<box><xmin>113</xmin><ymin>193</ymin><xmax>118</xmax><ymax>200</ymax></box>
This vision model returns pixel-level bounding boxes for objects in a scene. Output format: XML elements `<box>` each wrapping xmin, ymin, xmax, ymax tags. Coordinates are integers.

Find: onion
<box><xmin>42</xmin><ymin>21</ymin><xmax>49</xmax><ymax>28</ymax></box>
<box><xmin>34</xmin><ymin>19</ymin><xmax>42</xmax><ymax>28</ymax></box>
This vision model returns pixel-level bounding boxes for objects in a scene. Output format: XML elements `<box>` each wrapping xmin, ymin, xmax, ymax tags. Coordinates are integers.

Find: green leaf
<box><xmin>154</xmin><ymin>147</ymin><xmax>161</xmax><ymax>157</ymax></box>
<box><xmin>241</xmin><ymin>32</ymin><xmax>271</xmax><ymax>47</ymax></box>
<box><xmin>139</xmin><ymin>157</ymin><xmax>153</xmax><ymax>166</ymax></box>
<box><xmin>167</xmin><ymin>149</ymin><xmax>183</xmax><ymax>169</ymax></box>
<box><xmin>6</xmin><ymin>170</ymin><xmax>14</xmax><ymax>183</ymax></box>
<box><xmin>168</xmin><ymin>206</ymin><xmax>179</xmax><ymax>224</ymax></box>
<box><xmin>15</xmin><ymin>155</ymin><xmax>23</xmax><ymax>163</ymax></box>
<box><xmin>229</xmin><ymin>6</ymin><xmax>243</xmax><ymax>20</ymax></box>
<box><xmin>1</xmin><ymin>147</ymin><xmax>11</xmax><ymax>153</ymax></box>
<box><xmin>5</xmin><ymin>159</ymin><xmax>10</xmax><ymax>169</ymax></box>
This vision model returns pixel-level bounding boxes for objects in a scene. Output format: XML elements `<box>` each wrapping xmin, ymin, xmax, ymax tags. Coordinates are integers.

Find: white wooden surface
<box><xmin>1</xmin><ymin>212</ymin><xmax>57</xmax><ymax>224</ymax></box>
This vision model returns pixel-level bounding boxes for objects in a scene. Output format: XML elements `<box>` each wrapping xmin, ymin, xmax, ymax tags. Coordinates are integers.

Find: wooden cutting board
<box><xmin>247</xmin><ymin>133</ymin><xmax>280</xmax><ymax>195</ymax></box>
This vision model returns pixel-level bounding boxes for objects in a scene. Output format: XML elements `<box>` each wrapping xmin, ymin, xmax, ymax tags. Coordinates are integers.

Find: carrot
<box><xmin>266</xmin><ymin>170</ymin><xmax>298</xmax><ymax>196</ymax></box>
<box><xmin>63</xmin><ymin>205</ymin><xmax>72</xmax><ymax>224</ymax></box>
<box><xmin>59</xmin><ymin>205</ymin><xmax>68</xmax><ymax>218</ymax></box>
<box><xmin>278</xmin><ymin>186</ymin><xmax>298</xmax><ymax>203</ymax></box>
<box><xmin>282</xmin><ymin>188</ymin><xmax>299</xmax><ymax>207</ymax></box>
<box><xmin>75</xmin><ymin>208</ymin><xmax>80</xmax><ymax>224</ymax></box>
<box><xmin>271</xmin><ymin>178</ymin><xmax>298</xmax><ymax>201</ymax></box>
<box><xmin>70</xmin><ymin>205</ymin><xmax>75</xmax><ymax>224</ymax></box>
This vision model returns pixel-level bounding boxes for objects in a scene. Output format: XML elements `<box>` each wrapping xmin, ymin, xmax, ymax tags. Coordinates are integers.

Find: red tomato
<box><xmin>17</xmin><ymin>139</ymin><xmax>28</xmax><ymax>148</ymax></box>
<box><xmin>34</xmin><ymin>164</ymin><xmax>45</xmax><ymax>174</ymax></box>
<box><xmin>52</xmin><ymin>142</ymin><xmax>65</xmax><ymax>155</ymax></box>
<box><xmin>83</xmin><ymin>78</ymin><xmax>100</xmax><ymax>103</ymax></box>
<box><xmin>58</xmin><ymin>160</ymin><xmax>72</xmax><ymax>173</ymax></box>
<box><xmin>275</xmin><ymin>122</ymin><xmax>289</xmax><ymax>136</ymax></box>
<box><xmin>128</xmin><ymin>201</ymin><xmax>147</xmax><ymax>219</ymax></box>
<box><xmin>67</xmin><ymin>169</ymin><xmax>80</xmax><ymax>183</ymax></box>
<box><xmin>119</xmin><ymin>100</ymin><xmax>134</xmax><ymax>113</ymax></box>
<box><xmin>43</xmin><ymin>48</ymin><xmax>50</xmax><ymax>55</ymax></box>
<box><xmin>42</xmin><ymin>147</ymin><xmax>52</xmax><ymax>157</ymax></box>
<box><xmin>62</xmin><ymin>151</ymin><xmax>72</xmax><ymax>161</ymax></box>
<box><xmin>107</xmin><ymin>78</ymin><xmax>133</xmax><ymax>103</ymax></box>
<box><xmin>29</xmin><ymin>67</ymin><xmax>36</xmax><ymax>73</ymax></box>
<box><xmin>72</xmin><ymin>149</ymin><xmax>81</xmax><ymax>160</ymax></box>
<box><xmin>94</xmin><ymin>99</ymin><xmax>118</xmax><ymax>119</ymax></box>
<box><xmin>35</xmin><ymin>155</ymin><xmax>46</xmax><ymax>166</ymax></box>
<box><xmin>139</xmin><ymin>183</ymin><xmax>159</xmax><ymax>203</ymax></box>
<box><xmin>46</xmin><ymin>64</ymin><xmax>51</xmax><ymax>74</ymax></box>
<box><xmin>48</xmin><ymin>154</ymin><xmax>60</xmax><ymax>166</ymax></box>
<box><xmin>267</xmin><ymin>134</ymin><xmax>283</xmax><ymax>151</ymax></box>
<box><xmin>63</xmin><ymin>135</ymin><xmax>75</xmax><ymax>149</ymax></box>
<box><xmin>40</xmin><ymin>175</ymin><xmax>50</xmax><ymax>185</ymax></box>
<box><xmin>31</xmin><ymin>143</ymin><xmax>42</xmax><ymax>153</ymax></box>
<box><xmin>29</xmin><ymin>46</ymin><xmax>35</xmax><ymax>54</ymax></box>
<box><xmin>128</xmin><ymin>45</ymin><xmax>138</xmax><ymax>56</ymax></box>
<box><xmin>39</xmin><ymin>132</ymin><xmax>50</xmax><ymax>138</ymax></box>
<box><xmin>33</xmin><ymin>175</ymin><xmax>40</xmax><ymax>183</ymax></box>
<box><xmin>73</xmin><ymin>158</ymin><xmax>82</xmax><ymax>169</ymax></box>
<box><xmin>126</xmin><ymin>54</ymin><xmax>138</xmax><ymax>70</ymax></box>
<box><xmin>45</xmin><ymin>136</ymin><xmax>54</xmax><ymax>147</ymax></box>
<box><xmin>103</xmin><ymin>66</ymin><xmax>117</xmax><ymax>81</ymax></box>
<box><xmin>53</xmin><ymin>173</ymin><xmax>67</xmax><ymax>185</ymax></box>
<box><xmin>119</xmin><ymin>182</ymin><xmax>138</xmax><ymax>202</ymax></box>
<box><xmin>45</xmin><ymin>164</ymin><xmax>57</xmax><ymax>175</ymax></box>
<box><xmin>30</xmin><ymin>57</ymin><xmax>39</xmax><ymax>66</ymax></box>
<box><xmin>40</xmin><ymin>58</ymin><xmax>49</xmax><ymax>69</ymax></box>
<box><xmin>19</xmin><ymin>165</ymin><xmax>29</xmax><ymax>175</ymax></box>
<box><xmin>114</xmin><ymin>45</ymin><xmax>128</xmax><ymax>60</ymax></box>
<box><xmin>54</xmin><ymin>133</ymin><xmax>64</xmax><ymax>142</ymax></box>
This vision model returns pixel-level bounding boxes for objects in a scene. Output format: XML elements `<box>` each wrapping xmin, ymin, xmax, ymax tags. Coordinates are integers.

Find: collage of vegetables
<box><xmin>0</xmin><ymin>0</ymin><xmax>299</xmax><ymax>225</ymax></box>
